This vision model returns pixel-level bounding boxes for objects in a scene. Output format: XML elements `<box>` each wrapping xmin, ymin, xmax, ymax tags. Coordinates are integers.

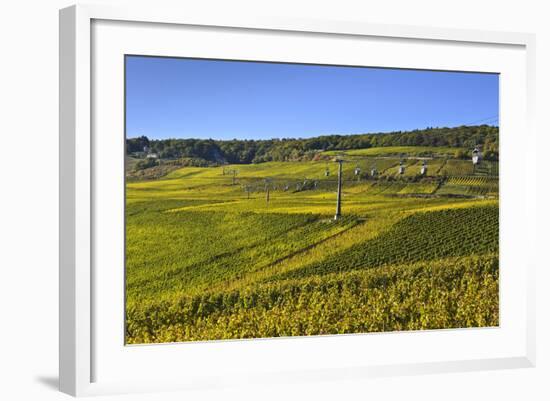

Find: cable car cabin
<box><xmin>370</xmin><ymin>167</ymin><xmax>378</xmax><ymax>177</ymax></box>
<box><xmin>420</xmin><ymin>161</ymin><xmax>427</xmax><ymax>175</ymax></box>
<box><xmin>354</xmin><ymin>167</ymin><xmax>361</xmax><ymax>176</ymax></box>
<box><xmin>472</xmin><ymin>147</ymin><xmax>481</xmax><ymax>165</ymax></box>
<box><xmin>398</xmin><ymin>161</ymin><xmax>405</xmax><ymax>175</ymax></box>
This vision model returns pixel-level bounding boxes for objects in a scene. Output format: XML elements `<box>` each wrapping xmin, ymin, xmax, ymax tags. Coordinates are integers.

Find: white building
<box><xmin>420</xmin><ymin>161</ymin><xmax>427</xmax><ymax>175</ymax></box>
<box><xmin>398</xmin><ymin>161</ymin><xmax>405</xmax><ymax>174</ymax></box>
<box><xmin>472</xmin><ymin>147</ymin><xmax>481</xmax><ymax>165</ymax></box>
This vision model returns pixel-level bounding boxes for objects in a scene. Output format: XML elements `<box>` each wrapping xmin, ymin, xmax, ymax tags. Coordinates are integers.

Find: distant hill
<box><xmin>126</xmin><ymin>125</ymin><xmax>498</xmax><ymax>164</ymax></box>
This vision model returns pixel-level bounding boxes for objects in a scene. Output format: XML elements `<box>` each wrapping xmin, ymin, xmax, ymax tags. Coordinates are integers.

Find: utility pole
<box><xmin>264</xmin><ymin>177</ymin><xmax>271</xmax><ymax>205</ymax></box>
<box><xmin>334</xmin><ymin>158</ymin><xmax>343</xmax><ymax>220</ymax></box>
<box><xmin>227</xmin><ymin>169</ymin><xmax>238</xmax><ymax>185</ymax></box>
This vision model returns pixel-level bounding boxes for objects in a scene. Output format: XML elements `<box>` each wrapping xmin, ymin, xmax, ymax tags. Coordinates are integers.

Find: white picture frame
<box><xmin>59</xmin><ymin>4</ymin><xmax>536</xmax><ymax>397</ymax></box>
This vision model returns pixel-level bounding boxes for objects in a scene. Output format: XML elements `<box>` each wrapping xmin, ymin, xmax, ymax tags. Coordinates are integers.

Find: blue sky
<box><xmin>125</xmin><ymin>56</ymin><xmax>499</xmax><ymax>140</ymax></box>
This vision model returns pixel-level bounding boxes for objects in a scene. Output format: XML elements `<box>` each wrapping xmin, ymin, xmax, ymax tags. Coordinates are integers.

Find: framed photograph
<box><xmin>59</xmin><ymin>4</ymin><xmax>536</xmax><ymax>396</ymax></box>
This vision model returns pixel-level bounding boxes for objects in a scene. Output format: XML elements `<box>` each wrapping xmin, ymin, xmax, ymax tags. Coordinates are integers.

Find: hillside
<box><xmin>125</xmin><ymin>145</ymin><xmax>499</xmax><ymax>343</ymax></box>
<box><xmin>126</xmin><ymin>124</ymin><xmax>499</xmax><ymax>165</ymax></box>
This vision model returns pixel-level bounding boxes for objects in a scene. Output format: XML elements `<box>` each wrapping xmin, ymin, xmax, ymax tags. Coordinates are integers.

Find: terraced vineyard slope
<box><xmin>126</xmin><ymin>145</ymin><xmax>499</xmax><ymax>344</ymax></box>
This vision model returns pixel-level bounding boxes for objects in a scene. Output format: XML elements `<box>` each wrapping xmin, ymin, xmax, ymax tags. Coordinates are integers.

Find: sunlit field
<box><xmin>125</xmin><ymin>149</ymin><xmax>499</xmax><ymax>344</ymax></box>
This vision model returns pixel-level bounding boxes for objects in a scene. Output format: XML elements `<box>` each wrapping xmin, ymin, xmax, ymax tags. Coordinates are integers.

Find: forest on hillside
<box><xmin>126</xmin><ymin>125</ymin><xmax>499</xmax><ymax>165</ymax></box>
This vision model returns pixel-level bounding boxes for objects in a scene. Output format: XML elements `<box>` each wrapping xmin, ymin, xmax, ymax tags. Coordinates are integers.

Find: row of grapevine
<box><xmin>439</xmin><ymin>159</ymin><xmax>477</xmax><ymax>176</ymax></box>
<box><xmin>126</xmin><ymin>203</ymin><xmax>359</xmax><ymax>300</ymax></box>
<box><xmin>437</xmin><ymin>176</ymin><xmax>499</xmax><ymax>196</ymax></box>
<box><xmin>397</xmin><ymin>182</ymin><xmax>439</xmax><ymax>195</ymax></box>
<box><xmin>473</xmin><ymin>160</ymin><xmax>499</xmax><ymax>177</ymax></box>
<box><xmin>126</xmin><ymin>253</ymin><xmax>499</xmax><ymax>343</ymax></box>
<box><xmin>276</xmin><ymin>205</ymin><xmax>498</xmax><ymax>280</ymax></box>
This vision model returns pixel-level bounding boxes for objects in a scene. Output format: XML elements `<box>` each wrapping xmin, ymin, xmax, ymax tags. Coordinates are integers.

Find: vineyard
<box><xmin>323</xmin><ymin>146</ymin><xmax>467</xmax><ymax>158</ymax></box>
<box><xmin>437</xmin><ymin>176</ymin><xmax>499</xmax><ymax>197</ymax></box>
<box><xmin>126</xmin><ymin>253</ymin><xmax>499</xmax><ymax>343</ymax></box>
<box><xmin>127</xmin><ymin>207</ymin><xmax>359</xmax><ymax>298</ymax></box>
<box><xmin>275</xmin><ymin>206</ymin><xmax>498</xmax><ymax>280</ymax></box>
<box><xmin>125</xmin><ymin>145</ymin><xmax>499</xmax><ymax>344</ymax></box>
